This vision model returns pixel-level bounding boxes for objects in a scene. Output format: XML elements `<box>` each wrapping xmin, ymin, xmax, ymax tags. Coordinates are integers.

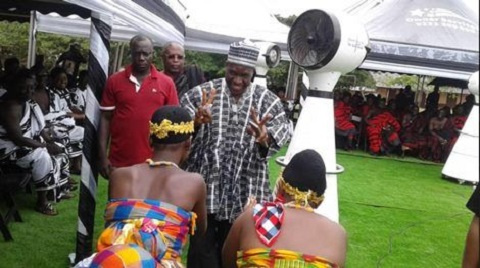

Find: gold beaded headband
<box><xmin>274</xmin><ymin>176</ymin><xmax>324</xmax><ymax>207</ymax></box>
<box><xmin>149</xmin><ymin>119</ymin><xmax>194</xmax><ymax>139</ymax></box>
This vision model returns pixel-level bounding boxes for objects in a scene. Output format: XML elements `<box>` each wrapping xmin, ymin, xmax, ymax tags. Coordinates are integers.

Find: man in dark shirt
<box><xmin>161</xmin><ymin>42</ymin><xmax>205</xmax><ymax>99</ymax></box>
<box><xmin>426</xmin><ymin>85</ymin><xmax>440</xmax><ymax>112</ymax></box>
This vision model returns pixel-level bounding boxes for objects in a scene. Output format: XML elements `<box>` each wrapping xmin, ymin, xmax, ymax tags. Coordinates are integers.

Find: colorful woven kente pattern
<box><xmin>237</xmin><ymin>248</ymin><xmax>338</xmax><ymax>268</ymax></box>
<box><xmin>90</xmin><ymin>244</ymin><xmax>158</xmax><ymax>268</ymax></box>
<box><xmin>97</xmin><ymin>199</ymin><xmax>196</xmax><ymax>265</ymax></box>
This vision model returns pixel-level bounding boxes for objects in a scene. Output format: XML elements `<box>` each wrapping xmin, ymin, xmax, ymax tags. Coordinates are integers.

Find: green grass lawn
<box><xmin>0</xmin><ymin>149</ymin><xmax>475</xmax><ymax>267</ymax></box>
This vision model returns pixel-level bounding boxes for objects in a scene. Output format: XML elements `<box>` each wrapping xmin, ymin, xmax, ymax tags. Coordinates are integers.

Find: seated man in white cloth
<box><xmin>33</xmin><ymin>67</ymin><xmax>84</xmax><ymax>173</ymax></box>
<box><xmin>0</xmin><ymin>68</ymin><xmax>71</xmax><ymax>216</ymax></box>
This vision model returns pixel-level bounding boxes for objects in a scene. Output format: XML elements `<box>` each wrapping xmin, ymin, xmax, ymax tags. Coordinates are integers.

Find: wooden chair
<box><xmin>0</xmin><ymin>156</ymin><xmax>31</xmax><ymax>241</ymax></box>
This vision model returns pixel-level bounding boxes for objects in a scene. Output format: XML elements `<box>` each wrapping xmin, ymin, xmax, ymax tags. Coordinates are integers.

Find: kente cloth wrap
<box><xmin>97</xmin><ymin>199</ymin><xmax>197</xmax><ymax>265</ymax></box>
<box><xmin>90</xmin><ymin>244</ymin><xmax>159</xmax><ymax>268</ymax></box>
<box><xmin>237</xmin><ymin>248</ymin><xmax>338</xmax><ymax>268</ymax></box>
<box><xmin>253</xmin><ymin>202</ymin><xmax>285</xmax><ymax>247</ymax></box>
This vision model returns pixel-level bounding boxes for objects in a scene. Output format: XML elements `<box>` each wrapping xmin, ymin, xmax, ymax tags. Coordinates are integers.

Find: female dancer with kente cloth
<box><xmin>222</xmin><ymin>149</ymin><xmax>347</xmax><ymax>267</ymax></box>
<box><xmin>79</xmin><ymin>106</ymin><xmax>206</xmax><ymax>268</ymax></box>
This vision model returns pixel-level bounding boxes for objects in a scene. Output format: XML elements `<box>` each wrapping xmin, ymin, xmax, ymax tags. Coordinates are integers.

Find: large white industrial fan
<box><xmin>276</xmin><ymin>9</ymin><xmax>370</xmax><ymax>222</ymax></box>
<box><xmin>253</xmin><ymin>41</ymin><xmax>281</xmax><ymax>88</ymax></box>
<box><xmin>442</xmin><ymin>71</ymin><xmax>479</xmax><ymax>184</ymax></box>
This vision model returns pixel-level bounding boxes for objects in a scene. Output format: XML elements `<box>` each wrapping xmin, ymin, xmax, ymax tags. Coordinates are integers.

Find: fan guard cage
<box><xmin>287</xmin><ymin>9</ymin><xmax>341</xmax><ymax>70</ymax></box>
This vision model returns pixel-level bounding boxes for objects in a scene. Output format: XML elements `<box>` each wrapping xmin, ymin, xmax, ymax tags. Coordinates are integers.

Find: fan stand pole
<box><xmin>280</xmin><ymin>71</ymin><xmax>341</xmax><ymax>222</ymax></box>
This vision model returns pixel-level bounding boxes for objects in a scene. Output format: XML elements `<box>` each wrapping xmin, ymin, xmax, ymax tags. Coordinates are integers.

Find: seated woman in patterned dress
<box><xmin>77</xmin><ymin>106</ymin><xmax>206</xmax><ymax>268</ymax></box>
<box><xmin>222</xmin><ymin>149</ymin><xmax>347</xmax><ymax>268</ymax></box>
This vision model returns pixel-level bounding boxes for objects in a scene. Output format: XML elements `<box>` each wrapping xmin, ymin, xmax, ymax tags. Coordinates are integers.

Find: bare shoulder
<box><xmin>315</xmin><ymin>215</ymin><xmax>347</xmax><ymax>239</ymax></box>
<box><xmin>0</xmin><ymin>100</ymin><xmax>21</xmax><ymax>120</ymax></box>
<box><xmin>236</xmin><ymin>207</ymin><xmax>253</xmax><ymax>225</ymax></box>
<box><xmin>175</xmin><ymin>170</ymin><xmax>205</xmax><ymax>185</ymax></box>
<box><xmin>109</xmin><ymin>165</ymin><xmax>137</xmax><ymax>181</ymax></box>
<box><xmin>0</xmin><ymin>99</ymin><xmax>19</xmax><ymax>112</ymax></box>
<box><xmin>170</xmin><ymin>171</ymin><xmax>206</xmax><ymax>195</ymax></box>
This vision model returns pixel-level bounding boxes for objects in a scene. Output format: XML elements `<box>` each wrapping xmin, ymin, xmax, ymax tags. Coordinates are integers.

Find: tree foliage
<box><xmin>0</xmin><ymin>21</ymin><xmax>91</xmax><ymax>70</ymax></box>
<box><xmin>0</xmin><ymin>21</ymin><xmax>229</xmax><ymax>79</ymax></box>
<box><xmin>386</xmin><ymin>74</ymin><xmax>419</xmax><ymax>89</ymax></box>
<box><xmin>275</xmin><ymin>14</ymin><xmax>297</xmax><ymax>27</ymax></box>
<box><xmin>0</xmin><ymin>22</ymin><xmax>29</xmax><ymax>64</ymax></box>
<box><xmin>185</xmin><ymin>51</ymin><xmax>227</xmax><ymax>79</ymax></box>
<box><xmin>1</xmin><ymin>18</ymin><xmax>290</xmax><ymax>88</ymax></box>
<box><xmin>384</xmin><ymin>74</ymin><xmax>433</xmax><ymax>91</ymax></box>
<box><xmin>267</xmin><ymin>61</ymin><xmax>290</xmax><ymax>89</ymax></box>
<box><xmin>336</xmin><ymin>69</ymin><xmax>377</xmax><ymax>90</ymax></box>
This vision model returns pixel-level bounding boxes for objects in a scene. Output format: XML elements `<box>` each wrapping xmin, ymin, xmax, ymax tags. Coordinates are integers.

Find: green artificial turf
<box><xmin>0</xmin><ymin>149</ymin><xmax>475</xmax><ymax>267</ymax></box>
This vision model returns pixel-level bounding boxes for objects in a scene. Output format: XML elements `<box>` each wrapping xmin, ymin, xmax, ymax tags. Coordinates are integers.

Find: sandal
<box><xmin>60</xmin><ymin>192</ymin><xmax>76</xmax><ymax>200</ymax></box>
<box><xmin>68</xmin><ymin>184</ymin><xmax>78</xmax><ymax>191</ymax></box>
<box><xmin>35</xmin><ymin>203</ymin><xmax>58</xmax><ymax>216</ymax></box>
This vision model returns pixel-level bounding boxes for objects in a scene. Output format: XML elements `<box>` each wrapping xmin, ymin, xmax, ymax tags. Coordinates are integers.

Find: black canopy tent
<box><xmin>0</xmin><ymin>0</ymin><xmax>90</xmax><ymax>67</ymax></box>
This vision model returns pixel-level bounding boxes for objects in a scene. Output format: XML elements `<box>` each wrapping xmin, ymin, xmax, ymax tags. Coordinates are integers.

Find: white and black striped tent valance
<box><xmin>65</xmin><ymin>0</ymin><xmax>186</xmax><ymax>45</ymax></box>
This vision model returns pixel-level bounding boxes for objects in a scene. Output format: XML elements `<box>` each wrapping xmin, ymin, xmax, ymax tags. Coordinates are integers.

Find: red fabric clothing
<box><xmin>423</xmin><ymin>119</ymin><xmax>455</xmax><ymax>162</ymax></box>
<box><xmin>100</xmin><ymin>65</ymin><xmax>179</xmax><ymax>167</ymax></box>
<box><xmin>400</xmin><ymin>115</ymin><xmax>428</xmax><ymax>151</ymax></box>
<box><xmin>452</xmin><ymin>115</ymin><xmax>467</xmax><ymax>130</ymax></box>
<box><xmin>366</xmin><ymin>111</ymin><xmax>401</xmax><ymax>153</ymax></box>
<box><xmin>334</xmin><ymin>101</ymin><xmax>355</xmax><ymax>131</ymax></box>
<box><xmin>361</xmin><ymin>105</ymin><xmax>371</xmax><ymax>118</ymax></box>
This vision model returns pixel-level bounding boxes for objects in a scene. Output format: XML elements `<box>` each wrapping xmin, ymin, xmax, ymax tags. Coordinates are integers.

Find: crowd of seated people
<box><xmin>0</xmin><ymin>53</ymin><xmax>88</xmax><ymax>215</ymax></box>
<box><xmin>33</xmin><ymin>66</ymin><xmax>85</xmax><ymax>174</ymax></box>
<box><xmin>333</xmin><ymin>86</ymin><xmax>474</xmax><ymax>163</ymax></box>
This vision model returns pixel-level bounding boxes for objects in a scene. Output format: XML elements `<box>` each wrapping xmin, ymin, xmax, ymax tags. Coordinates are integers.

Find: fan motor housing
<box><xmin>255</xmin><ymin>41</ymin><xmax>281</xmax><ymax>70</ymax></box>
<box><xmin>288</xmin><ymin>9</ymin><xmax>369</xmax><ymax>74</ymax></box>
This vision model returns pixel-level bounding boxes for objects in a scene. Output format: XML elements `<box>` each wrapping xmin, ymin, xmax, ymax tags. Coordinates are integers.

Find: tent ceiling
<box><xmin>0</xmin><ymin>0</ymin><xmax>90</xmax><ymax>22</ymax></box>
<box><xmin>1</xmin><ymin>0</ymin><xmax>477</xmax><ymax>81</ymax></box>
<box><xmin>346</xmin><ymin>0</ymin><xmax>479</xmax><ymax>80</ymax></box>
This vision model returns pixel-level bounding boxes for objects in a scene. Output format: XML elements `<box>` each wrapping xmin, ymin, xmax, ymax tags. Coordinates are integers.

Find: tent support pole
<box><xmin>27</xmin><ymin>11</ymin><xmax>37</xmax><ymax>68</ymax></box>
<box><xmin>117</xmin><ymin>42</ymin><xmax>126</xmax><ymax>71</ymax></box>
<box><xmin>286</xmin><ymin>62</ymin><xmax>299</xmax><ymax>100</ymax></box>
<box><xmin>420</xmin><ymin>76</ymin><xmax>426</xmax><ymax>108</ymax></box>
<box><xmin>112</xmin><ymin>42</ymin><xmax>120</xmax><ymax>73</ymax></box>
<box><xmin>414</xmin><ymin>75</ymin><xmax>421</xmax><ymax>105</ymax></box>
<box><xmin>459</xmin><ymin>88</ymin><xmax>464</xmax><ymax>104</ymax></box>
<box><xmin>73</xmin><ymin>11</ymin><xmax>112</xmax><ymax>265</ymax></box>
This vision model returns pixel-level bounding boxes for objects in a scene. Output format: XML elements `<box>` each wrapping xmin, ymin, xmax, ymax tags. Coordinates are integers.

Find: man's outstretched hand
<box><xmin>247</xmin><ymin>108</ymin><xmax>272</xmax><ymax>148</ymax></box>
<box><xmin>194</xmin><ymin>88</ymin><xmax>217</xmax><ymax>126</ymax></box>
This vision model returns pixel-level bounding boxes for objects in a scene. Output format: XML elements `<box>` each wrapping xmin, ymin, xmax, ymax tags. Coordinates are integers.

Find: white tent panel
<box><xmin>37</xmin><ymin>12</ymin><xmax>135</xmax><ymax>43</ymax></box>
<box><xmin>184</xmin><ymin>0</ymin><xmax>289</xmax><ymax>45</ymax></box>
<box><xmin>36</xmin><ymin>12</ymin><xmax>292</xmax><ymax>59</ymax></box>
<box><xmin>361</xmin><ymin>60</ymin><xmax>473</xmax><ymax>81</ymax></box>
<box><xmin>64</xmin><ymin>0</ymin><xmax>185</xmax><ymax>45</ymax></box>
